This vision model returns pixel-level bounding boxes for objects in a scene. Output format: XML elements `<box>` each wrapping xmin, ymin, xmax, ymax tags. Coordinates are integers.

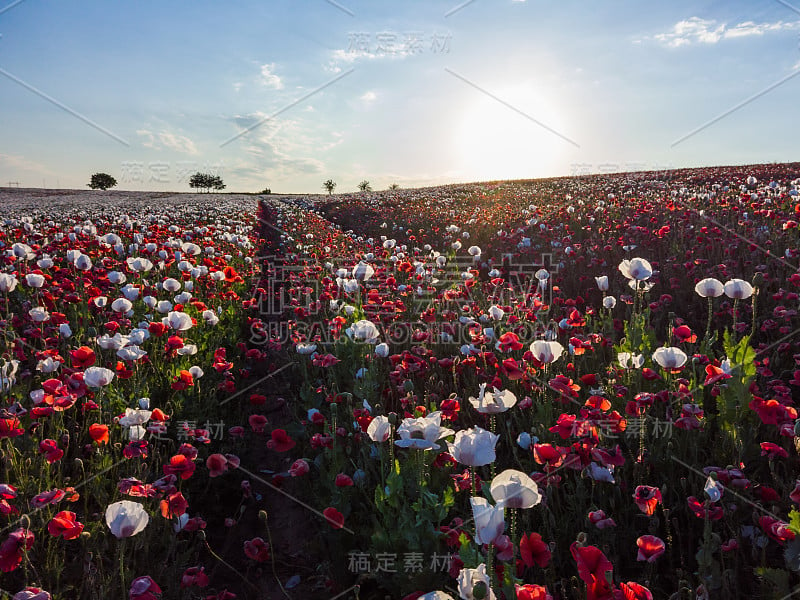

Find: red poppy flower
<box><xmin>181</xmin><ymin>566</ymin><xmax>210</xmax><ymax>588</ymax></box>
<box><xmin>520</xmin><ymin>532</ymin><xmax>551</xmax><ymax>568</ymax></box>
<box><xmin>533</xmin><ymin>443</ymin><xmax>568</xmax><ymax>467</ymax></box>
<box><xmin>248</xmin><ymin>414</ymin><xmax>268</xmax><ymax>433</ymax></box>
<box><xmin>323</xmin><ymin>507</ymin><xmax>344</xmax><ymax>529</ymax></box>
<box><xmin>760</xmin><ymin>442</ymin><xmax>789</xmax><ymax>459</ymax></box>
<box><xmin>150</xmin><ymin>408</ymin><xmax>170</xmax><ymax>422</ymax></box>
<box><xmin>123</xmin><ymin>440</ymin><xmax>149</xmax><ymax>459</ymax></box>
<box><xmin>686</xmin><ymin>496</ymin><xmax>723</xmax><ymax>520</ymax></box>
<box><xmin>243</xmin><ymin>537</ymin><xmax>270</xmax><ymax>561</ymax></box>
<box><xmin>39</xmin><ymin>439</ymin><xmax>64</xmax><ymax>464</ymax></box>
<box><xmin>0</xmin><ymin>419</ymin><xmax>24</xmax><ymax>438</ymax></box>
<box><xmin>70</xmin><ymin>346</ymin><xmax>96</xmax><ymax>368</ymax></box>
<box><xmin>570</xmin><ymin>542</ymin><xmax>613</xmax><ymax>600</ymax></box>
<box><xmin>548</xmin><ymin>375</ymin><xmax>580</xmax><ymax>402</ymax></box>
<box><xmin>335</xmin><ymin>473</ymin><xmax>354</xmax><ymax>487</ymax></box>
<box><xmin>0</xmin><ymin>528</ymin><xmax>34</xmax><ymax>572</ymax></box>
<box><xmin>31</xmin><ymin>488</ymin><xmax>66</xmax><ymax>508</ymax></box>
<box><xmin>206</xmin><ymin>454</ymin><xmax>229</xmax><ymax>477</ymax></box>
<box><xmin>89</xmin><ymin>423</ymin><xmax>109</xmax><ymax>444</ymax></box>
<box><xmin>618</xmin><ymin>581</ymin><xmax>653</xmax><ymax>600</ymax></box>
<box><xmin>47</xmin><ymin>511</ymin><xmax>84</xmax><ymax>540</ymax></box>
<box><xmin>267</xmin><ymin>428</ymin><xmax>296</xmax><ymax>452</ymax></box>
<box><xmin>704</xmin><ymin>363</ymin><xmax>731</xmax><ymax>386</ymax></box>
<box><xmin>674</xmin><ymin>325</ymin><xmax>697</xmax><ymax>343</ymax></box>
<box><xmin>636</xmin><ymin>535</ymin><xmax>665</xmax><ymax>562</ymax></box>
<box><xmin>759</xmin><ymin>516</ymin><xmax>796</xmax><ymax>545</ymax></box>
<box><xmin>501</xmin><ymin>357</ymin><xmax>526</xmax><ymax>380</ymax></box>
<box><xmin>249</xmin><ymin>393</ymin><xmax>267</xmax><ymax>406</ymax></box>
<box><xmin>496</xmin><ymin>331</ymin><xmax>524</xmax><ymax>352</ymax></box>
<box><xmin>148</xmin><ymin>321</ymin><xmax>169</xmax><ymax>337</ymax></box>
<box><xmin>163</xmin><ymin>454</ymin><xmax>196</xmax><ymax>480</ymax></box>
<box><xmin>515</xmin><ymin>584</ymin><xmax>553</xmax><ymax>600</ymax></box>
<box><xmin>160</xmin><ymin>491</ymin><xmax>189</xmax><ymax>518</ymax></box>
<box><xmin>632</xmin><ymin>485</ymin><xmax>662</xmax><ymax>515</ymax></box>
<box><xmin>171</xmin><ymin>370</ymin><xmax>194</xmax><ymax>390</ymax></box>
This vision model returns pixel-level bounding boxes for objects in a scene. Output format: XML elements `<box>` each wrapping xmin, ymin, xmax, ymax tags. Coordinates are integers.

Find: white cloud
<box><xmin>158</xmin><ymin>132</ymin><xmax>198</xmax><ymax>155</ymax></box>
<box><xmin>136</xmin><ymin>129</ymin><xmax>198</xmax><ymax>155</ymax></box>
<box><xmin>225</xmin><ymin>112</ymin><xmax>335</xmax><ymax>182</ymax></box>
<box><xmin>233</xmin><ymin>82</ymin><xmax>243</xmax><ymax>93</ymax></box>
<box><xmin>360</xmin><ymin>91</ymin><xmax>377</xmax><ymax>103</ymax></box>
<box><xmin>0</xmin><ymin>153</ymin><xmax>51</xmax><ymax>174</ymax></box>
<box><xmin>259</xmin><ymin>63</ymin><xmax>283</xmax><ymax>89</ymax></box>
<box><xmin>650</xmin><ymin>17</ymin><xmax>800</xmax><ymax>47</ymax></box>
<box><xmin>326</xmin><ymin>46</ymin><xmax>411</xmax><ymax>72</ymax></box>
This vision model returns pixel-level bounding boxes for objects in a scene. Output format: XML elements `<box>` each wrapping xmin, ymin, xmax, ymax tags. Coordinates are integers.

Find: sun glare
<box><xmin>452</xmin><ymin>84</ymin><xmax>572</xmax><ymax>181</ymax></box>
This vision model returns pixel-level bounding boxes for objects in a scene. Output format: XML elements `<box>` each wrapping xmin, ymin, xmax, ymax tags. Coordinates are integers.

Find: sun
<box><xmin>452</xmin><ymin>83</ymin><xmax>573</xmax><ymax>181</ymax></box>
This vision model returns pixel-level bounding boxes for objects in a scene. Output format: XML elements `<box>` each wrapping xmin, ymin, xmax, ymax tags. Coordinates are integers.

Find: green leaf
<box><xmin>788</xmin><ymin>509</ymin><xmax>800</xmax><ymax>535</ymax></box>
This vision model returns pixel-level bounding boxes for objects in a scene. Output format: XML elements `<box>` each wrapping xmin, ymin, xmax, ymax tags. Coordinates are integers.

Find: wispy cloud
<box><xmin>136</xmin><ymin>130</ymin><xmax>198</xmax><ymax>155</ymax></box>
<box><xmin>360</xmin><ymin>90</ymin><xmax>377</xmax><ymax>104</ymax></box>
<box><xmin>259</xmin><ymin>63</ymin><xmax>283</xmax><ymax>89</ymax></box>
<box><xmin>647</xmin><ymin>17</ymin><xmax>800</xmax><ymax>47</ymax></box>
<box><xmin>0</xmin><ymin>153</ymin><xmax>52</xmax><ymax>174</ymax></box>
<box><xmin>224</xmin><ymin>112</ymin><xmax>333</xmax><ymax>183</ymax></box>
<box><xmin>326</xmin><ymin>46</ymin><xmax>410</xmax><ymax>72</ymax></box>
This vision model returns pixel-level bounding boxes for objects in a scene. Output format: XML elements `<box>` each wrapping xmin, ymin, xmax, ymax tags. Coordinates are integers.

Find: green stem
<box><xmin>262</xmin><ymin>513</ymin><xmax>291</xmax><ymax>599</ymax></box>
<box><xmin>486</xmin><ymin>543</ymin><xmax>495</xmax><ymax>591</ymax></box>
<box><xmin>118</xmin><ymin>539</ymin><xmax>127</xmax><ymax>600</ymax></box>
<box><xmin>471</xmin><ymin>465</ymin><xmax>477</xmax><ymax>498</ymax></box>
<box><xmin>203</xmin><ymin>535</ymin><xmax>261</xmax><ymax>593</ymax></box>
<box><xmin>704</xmin><ymin>296</ymin><xmax>713</xmax><ymax>343</ymax></box>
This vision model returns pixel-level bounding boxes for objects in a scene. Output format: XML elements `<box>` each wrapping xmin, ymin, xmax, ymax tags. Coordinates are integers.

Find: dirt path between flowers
<box><xmin>237</xmin><ymin>200</ymin><xmax>325</xmax><ymax>599</ymax></box>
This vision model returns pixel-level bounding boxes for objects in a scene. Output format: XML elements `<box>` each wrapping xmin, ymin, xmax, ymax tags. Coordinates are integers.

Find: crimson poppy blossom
<box><xmin>0</xmin><ymin>528</ymin><xmax>34</xmax><ymax>572</ymax></box>
<box><xmin>618</xmin><ymin>581</ymin><xmax>653</xmax><ymax>600</ymax></box>
<box><xmin>323</xmin><ymin>507</ymin><xmax>345</xmax><ymax>529</ymax></box>
<box><xmin>267</xmin><ymin>429</ymin><xmax>296</xmax><ymax>452</ymax></box>
<box><xmin>520</xmin><ymin>532</ymin><xmax>551</xmax><ymax>568</ymax></box>
<box><xmin>206</xmin><ymin>454</ymin><xmax>229</xmax><ymax>477</ymax></box>
<box><xmin>248</xmin><ymin>414</ymin><xmax>268</xmax><ymax>433</ymax></box>
<box><xmin>515</xmin><ymin>584</ymin><xmax>552</xmax><ymax>600</ymax></box>
<box><xmin>89</xmin><ymin>423</ymin><xmax>109</xmax><ymax>444</ymax></box>
<box><xmin>47</xmin><ymin>511</ymin><xmax>84</xmax><ymax>540</ymax></box>
<box><xmin>38</xmin><ymin>439</ymin><xmax>64</xmax><ymax>464</ymax></box>
<box><xmin>570</xmin><ymin>541</ymin><xmax>614</xmax><ymax>600</ymax></box>
<box><xmin>163</xmin><ymin>454</ymin><xmax>196</xmax><ymax>480</ymax></box>
<box><xmin>160</xmin><ymin>491</ymin><xmax>189</xmax><ymax>519</ymax></box>
<box><xmin>632</xmin><ymin>485</ymin><xmax>662</xmax><ymax>515</ymax></box>
<box><xmin>636</xmin><ymin>535</ymin><xmax>665</xmax><ymax>562</ymax></box>
<box><xmin>69</xmin><ymin>346</ymin><xmax>96</xmax><ymax>368</ymax></box>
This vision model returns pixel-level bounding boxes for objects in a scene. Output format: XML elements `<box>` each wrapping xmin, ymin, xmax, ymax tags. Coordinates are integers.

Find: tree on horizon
<box><xmin>87</xmin><ymin>173</ymin><xmax>117</xmax><ymax>191</ymax></box>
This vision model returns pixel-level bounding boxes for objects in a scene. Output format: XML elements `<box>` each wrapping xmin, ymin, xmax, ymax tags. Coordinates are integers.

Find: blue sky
<box><xmin>1</xmin><ymin>0</ymin><xmax>799</xmax><ymax>193</ymax></box>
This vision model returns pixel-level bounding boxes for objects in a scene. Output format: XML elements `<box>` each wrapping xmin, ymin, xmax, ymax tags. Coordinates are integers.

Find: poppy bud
<box><xmin>19</xmin><ymin>514</ymin><xmax>30</xmax><ymax>528</ymax></box>
<box><xmin>403</xmin><ymin>380</ymin><xmax>414</xmax><ymax>392</ymax></box>
<box><xmin>197</xmin><ymin>529</ymin><xmax>206</xmax><ymax>541</ymax></box>
<box><xmin>80</xmin><ymin>531</ymin><xmax>91</xmax><ymax>541</ymax></box>
<box><xmin>752</xmin><ymin>272</ymin><xmax>764</xmax><ymax>287</ymax></box>
<box><xmin>794</xmin><ymin>419</ymin><xmax>800</xmax><ymax>437</ymax></box>
<box><xmin>472</xmin><ymin>581</ymin><xmax>488</xmax><ymax>599</ymax></box>
<box><xmin>259</xmin><ymin>510</ymin><xmax>268</xmax><ymax>524</ymax></box>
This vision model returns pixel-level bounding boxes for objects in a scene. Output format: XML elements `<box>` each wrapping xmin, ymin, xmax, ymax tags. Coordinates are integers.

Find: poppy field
<box><xmin>3</xmin><ymin>163</ymin><xmax>800</xmax><ymax>600</ymax></box>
